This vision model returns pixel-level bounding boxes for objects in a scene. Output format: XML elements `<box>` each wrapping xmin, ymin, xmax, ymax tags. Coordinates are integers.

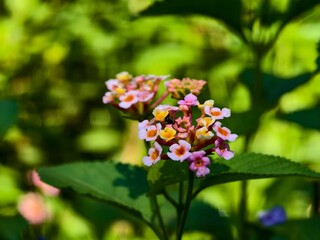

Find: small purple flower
<box><xmin>258</xmin><ymin>206</ymin><xmax>287</xmax><ymax>227</ymax></box>
<box><xmin>188</xmin><ymin>150</ymin><xmax>211</xmax><ymax>177</ymax></box>
<box><xmin>215</xmin><ymin>138</ymin><xmax>234</xmax><ymax>160</ymax></box>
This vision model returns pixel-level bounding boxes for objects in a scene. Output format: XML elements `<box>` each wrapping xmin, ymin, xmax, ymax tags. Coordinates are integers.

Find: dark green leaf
<box><xmin>0</xmin><ymin>100</ymin><xmax>18</xmax><ymax>137</ymax></box>
<box><xmin>241</xmin><ymin>69</ymin><xmax>313</xmax><ymax>108</ymax></box>
<box><xmin>222</xmin><ymin>109</ymin><xmax>262</xmax><ymax>135</ymax></box>
<box><xmin>283</xmin><ymin>0</ymin><xmax>320</xmax><ymax>26</ymax></box>
<box><xmin>185</xmin><ymin>201</ymin><xmax>233</xmax><ymax>240</ymax></box>
<box><xmin>0</xmin><ymin>215</ymin><xmax>28</xmax><ymax>240</ymax></box>
<box><xmin>39</xmin><ymin>162</ymin><xmax>153</xmax><ymax>224</ymax></box>
<box><xmin>277</xmin><ymin>107</ymin><xmax>320</xmax><ymax>131</ymax></box>
<box><xmin>264</xmin><ymin>178</ymin><xmax>313</xmax><ymax>207</ymax></box>
<box><xmin>276</xmin><ymin>217</ymin><xmax>320</xmax><ymax>240</ymax></box>
<box><xmin>316</xmin><ymin>41</ymin><xmax>320</xmax><ymax>72</ymax></box>
<box><xmin>259</xmin><ymin>1</ymin><xmax>284</xmax><ymax>26</ymax></box>
<box><xmin>196</xmin><ymin>153</ymin><xmax>320</xmax><ymax>194</ymax></box>
<box><xmin>147</xmin><ymin>160</ymin><xmax>189</xmax><ymax>195</ymax></box>
<box><xmin>139</xmin><ymin>0</ymin><xmax>243</xmax><ymax>39</ymax></box>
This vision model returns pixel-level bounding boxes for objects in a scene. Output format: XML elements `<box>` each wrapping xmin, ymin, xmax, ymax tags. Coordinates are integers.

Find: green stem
<box><xmin>176</xmin><ymin>182</ymin><xmax>184</xmax><ymax>239</ymax></box>
<box><xmin>163</xmin><ymin>189</ymin><xmax>178</xmax><ymax>208</ymax></box>
<box><xmin>177</xmin><ymin>171</ymin><xmax>194</xmax><ymax>240</ymax></box>
<box><xmin>151</xmin><ymin>195</ymin><xmax>168</xmax><ymax>240</ymax></box>
<box><xmin>313</xmin><ymin>181</ymin><xmax>320</xmax><ymax>216</ymax></box>
<box><xmin>239</xmin><ymin>133</ymin><xmax>252</xmax><ymax>240</ymax></box>
<box><xmin>144</xmin><ymin>140</ymin><xmax>168</xmax><ymax>239</ymax></box>
<box><xmin>239</xmin><ymin>180</ymin><xmax>248</xmax><ymax>240</ymax></box>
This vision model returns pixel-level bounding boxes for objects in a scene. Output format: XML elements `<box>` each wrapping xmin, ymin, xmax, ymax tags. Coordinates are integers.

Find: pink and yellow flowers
<box><xmin>139</xmin><ymin>92</ymin><xmax>238</xmax><ymax>177</ymax></box>
<box><xmin>103</xmin><ymin>72</ymin><xmax>237</xmax><ymax>177</ymax></box>
<box><xmin>102</xmin><ymin>72</ymin><xmax>169</xmax><ymax>119</ymax></box>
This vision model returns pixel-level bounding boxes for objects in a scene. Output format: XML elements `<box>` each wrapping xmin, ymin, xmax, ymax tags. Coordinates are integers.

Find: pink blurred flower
<box><xmin>178</xmin><ymin>93</ymin><xmax>199</xmax><ymax>106</ymax></box>
<box><xmin>119</xmin><ymin>90</ymin><xmax>139</xmax><ymax>109</ymax></box>
<box><xmin>17</xmin><ymin>193</ymin><xmax>49</xmax><ymax>225</ymax></box>
<box><xmin>165</xmin><ymin>78</ymin><xmax>206</xmax><ymax>99</ymax></box>
<box><xmin>31</xmin><ymin>170</ymin><xmax>60</xmax><ymax>196</ymax></box>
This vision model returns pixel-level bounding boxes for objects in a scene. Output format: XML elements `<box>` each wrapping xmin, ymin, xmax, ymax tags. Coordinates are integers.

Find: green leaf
<box><xmin>139</xmin><ymin>0</ymin><xmax>243</xmax><ymax>39</ymax></box>
<box><xmin>196</xmin><ymin>153</ymin><xmax>320</xmax><ymax>194</ymax></box>
<box><xmin>277</xmin><ymin>107</ymin><xmax>320</xmax><ymax>131</ymax></box>
<box><xmin>276</xmin><ymin>217</ymin><xmax>320</xmax><ymax>240</ymax></box>
<box><xmin>38</xmin><ymin>161</ymin><xmax>153</xmax><ymax>224</ymax></box>
<box><xmin>0</xmin><ymin>100</ymin><xmax>18</xmax><ymax>137</ymax></box>
<box><xmin>185</xmin><ymin>201</ymin><xmax>233</xmax><ymax>240</ymax></box>
<box><xmin>147</xmin><ymin>160</ymin><xmax>189</xmax><ymax>195</ymax></box>
<box><xmin>283</xmin><ymin>0</ymin><xmax>320</xmax><ymax>26</ymax></box>
<box><xmin>0</xmin><ymin>215</ymin><xmax>28</xmax><ymax>240</ymax></box>
<box><xmin>222</xmin><ymin>109</ymin><xmax>262</xmax><ymax>135</ymax></box>
<box><xmin>241</xmin><ymin>69</ymin><xmax>313</xmax><ymax>108</ymax></box>
<box><xmin>316</xmin><ymin>41</ymin><xmax>320</xmax><ymax>72</ymax></box>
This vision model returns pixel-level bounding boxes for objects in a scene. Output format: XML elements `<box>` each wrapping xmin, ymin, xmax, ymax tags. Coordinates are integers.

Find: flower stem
<box><xmin>163</xmin><ymin>189</ymin><xmax>178</xmax><ymax>208</ymax></box>
<box><xmin>150</xmin><ymin>91</ymin><xmax>169</xmax><ymax>109</ymax></box>
<box><xmin>177</xmin><ymin>171</ymin><xmax>194</xmax><ymax>240</ymax></box>
<box><xmin>151</xmin><ymin>195</ymin><xmax>168</xmax><ymax>240</ymax></box>
<box><xmin>176</xmin><ymin>181</ymin><xmax>184</xmax><ymax>239</ymax></box>
<box><xmin>312</xmin><ymin>181</ymin><xmax>320</xmax><ymax>216</ymax></box>
<box><xmin>144</xmin><ymin>140</ymin><xmax>168</xmax><ymax>240</ymax></box>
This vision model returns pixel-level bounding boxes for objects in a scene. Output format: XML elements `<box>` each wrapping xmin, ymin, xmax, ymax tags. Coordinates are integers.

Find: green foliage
<box><xmin>276</xmin><ymin>217</ymin><xmax>320</xmax><ymax>240</ymax></box>
<box><xmin>197</xmin><ymin>153</ymin><xmax>320</xmax><ymax>193</ymax></box>
<box><xmin>0</xmin><ymin>215</ymin><xmax>28</xmax><ymax>240</ymax></box>
<box><xmin>147</xmin><ymin>160</ymin><xmax>189</xmax><ymax>195</ymax></box>
<box><xmin>140</xmin><ymin>0</ymin><xmax>243</xmax><ymax>39</ymax></box>
<box><xmin>185</xmin><ymin>200</ymin><xmax>233</xmax><ymax>240</ymax></box>
<box><xmin>0</xmin><ymin>100</ymin><xmax>18</xmax><ymax>137</ymax></box>
<box><xmin>223</xmin><ymin>109</ymin><xmax>262</xmax><ymax>135</ymax></box>
<box><xmin>38</xmin><ymin>161</ymin><xmax>153</xmax><ymax>225</ymax></box>
<box><xmin>240</xmin><ymin>69</ymin><xmax>314</xmax><ymax>109</ymax></box>
<box><xmin>277</xmin><ymin>107</ymin><xmax>320</xmax><ymax>131</ymax></box>
<box><xmin>145</xmin><ymin>153</ymin><xmax>320</xmax><ymax>195</ymax></box>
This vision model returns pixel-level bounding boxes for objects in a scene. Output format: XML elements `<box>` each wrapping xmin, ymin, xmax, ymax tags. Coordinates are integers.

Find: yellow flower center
<box><xmin>116</xmin><ymin>88</ymin><xmax>126</xmax><ymax>95</ymax></box>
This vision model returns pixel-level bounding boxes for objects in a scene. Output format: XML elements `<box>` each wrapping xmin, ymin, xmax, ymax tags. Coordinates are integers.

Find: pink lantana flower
<box><xmin>31</xmin><ymin>170</ymin><xmax>60</xmax><ymax>196</ymax></box>
<box><xmin>138</xmin><ymin>123</ymin><xmax>161</xmax><ymax>141</ymax></box>
<box><xmin>102</xmin><ymin>92</ymin><xmax>114</xmax><ymax>104</ymax></box>
<box><xmin>138</xmin><ymin>91</ymin><xmax>154</xmax><ymax>102</ymax></box>
<box><xmin>204</xmin><ymin>106</ymin><xmax>231</xmax><ymax>119</ymax></box>
<box><xmin>178</xmin><ymin>93</ymin><xmax>199</xmax><ymax>106</ymax></box>
<box><xmin>167</xmin><ymin>140</ymin><xmax>192</xmax><ymax>162</ymax></box>
<box><xmin>119</xmin><ymin>90</ymin><xmax>139</xmax><ymax>109</ymax></box>
<box><xmin>143</xmin><ymin>142</ymin><xmax>162</xmax><ymax>166</ymax></box>
<box><xmin>215</xmin><ymin>138</ymin><xmax>234</xmax><ymax>160</ymax></box>
<box><xmin>213</xmin><ymin>122</ymin><xmax>238</xmax><ymax>142</ymax></box>
<box><xmin>105</xmin><ymin>79</ymin><xmax>120</xmax><ymax>91</ymax></box>
<box><xmin>17</xmin><ymin>193</ymin><xmax>49</xmax><ymax>225</ymax></box>
<box><xmin>189</xmin><ymin>150</ymin><xmax>210</xmax><ymax>177</ymax></box>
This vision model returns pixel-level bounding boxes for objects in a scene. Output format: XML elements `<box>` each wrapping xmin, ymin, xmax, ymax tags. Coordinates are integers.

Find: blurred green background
<box><xmin>0</xmin><ymin>0</ymin><xmax>320</xmax><ymax>239</ymax></box>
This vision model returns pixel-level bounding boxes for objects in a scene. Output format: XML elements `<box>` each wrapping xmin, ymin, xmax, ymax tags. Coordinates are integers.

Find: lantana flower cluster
<box><xmin>165</xmin><ymin>78</ymin><xmax>207</xmax><ymax>99</ymax></box>
<box><xmin>139</xmin><ymin>93</ymin><xmax>238</xmax><ymax>177</ymax></box>
<box><xmin>102</xmin><ymin>71</ymin><xmax>168</xmax><ymax>119</ymax></box>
